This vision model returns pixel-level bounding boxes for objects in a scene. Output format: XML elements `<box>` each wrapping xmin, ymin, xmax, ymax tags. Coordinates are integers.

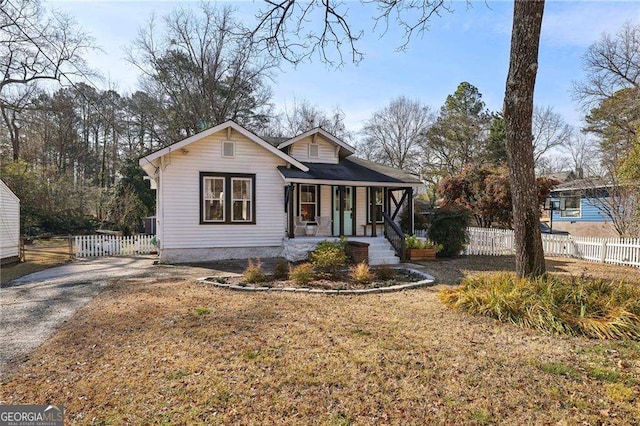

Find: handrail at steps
<box><xmin>382</xmin><ymin>212</ymin><xmax>406</xmax><ymax>262</ymax></box>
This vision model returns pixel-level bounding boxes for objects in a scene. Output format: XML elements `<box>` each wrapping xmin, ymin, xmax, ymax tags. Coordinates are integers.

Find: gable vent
<box><xmin>308</xmin><ymin>143</ymin><xmax>319</xmax><ymax>158</ymax></box>
<box><xmin>222</xmin><ymin>141</ymin><xmax>235</xmax><ymax>158</ymax></box>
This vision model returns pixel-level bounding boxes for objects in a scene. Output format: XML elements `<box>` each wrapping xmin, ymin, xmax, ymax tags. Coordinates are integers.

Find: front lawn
<box><xmin>1</xmin><ymin>257</ymin><xmax>639</xmax><ymax>424</ymax></box>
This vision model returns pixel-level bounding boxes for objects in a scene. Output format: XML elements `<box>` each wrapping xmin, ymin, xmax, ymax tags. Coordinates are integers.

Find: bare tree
<box><xmin>560</xmin><ymin>132</ymin><xmax>600</xmax><ymax>178</ymax></box>
<box><xmin>358</xmin><ymin>96</ymin><xmax>433</xmax><ymax>173</ymax></box>
<box><xmin>574</xmin><ymin>22</ymin><xmax>640</xmax><ymax>107</ymax></box>
<box><xmin>503</xmin><ymin>0</ymin><xmax>546</xmax><ymax>277</ymax></box>
<box><xmin>532</xmin><ymin>105</ymin><xmax>572</xmax><ymax>163</ymax></box>
<box><xmin>127</xmin><ymin>4</ymin><xmax>278</xmax><ymax>143</ymax></box>
<box><xmin>251</xmin><ymin>0</ymin><xmax>453</xmax><ymax>65</ymax></box>
<box><xmin>0</xmin><ymin>0</ymin><xmax>93</xmax><ymax>160</ymax></box>
<box><xmin>265</xmin><ymin>98</ymin><xmax>351</xmax><ymax>140</ymax></box>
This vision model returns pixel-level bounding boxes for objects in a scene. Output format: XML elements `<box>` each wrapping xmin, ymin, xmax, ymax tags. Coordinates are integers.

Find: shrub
<box><xmin>243</xmin><ymin>259</ymin><xmax>267</xmax><ymax>283</ymax></box>
<box><xmin>439</xmin><ymin>272</ymin><xmax>640</xmax><ymax>339</ymax></box>
<box><xmin>309</xmin><ymin>239</ymin><xmax>347</xmax><ymax>276</ymax></box>
<box><xmin>404</xmin><ymin>234</ymin><xmax>443</xmax><ymax>252</ymax></box>
<box><xmin>290</xmin><ymin>263</ymin><xmax>315</xmax><ymax>286</ymax></box>
<box><xmin>274</xmin><ymin>260</ymin><xmax>289</xmax><ymax>280</ymax></box>
<box><xmin>375</xmin><ymin>265</ymin><xmax>395</xmax><ymax>281</ymax></box>
<box><xmin>350</xmin><ymin>262</ymin><xmax>373</xmax><ymax>284</ymax></box>
<box><xmin>427</xmin><ymin>206</ymin><xmax>470</xmax><ymax>257</ymax></box>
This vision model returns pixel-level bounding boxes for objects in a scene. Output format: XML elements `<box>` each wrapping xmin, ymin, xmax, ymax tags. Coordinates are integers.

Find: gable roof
<box><xmin>551</xmin><ymin>178</ymin><xmax>612</xmax><ymax>192</ymax></box>
<box><xmin>139</xmin><ymin>121</ymin><xmax>308</xmax><ymax>172</ymax></box>
<box><xmin>277</xmin><ymin>157</ymin><xmax>422</xmax><ymax>187</ymax></box>
<box><xmin>276</xmin><ymin>128</ymin><xmax>356</xmax><ymax>156</ymax></box>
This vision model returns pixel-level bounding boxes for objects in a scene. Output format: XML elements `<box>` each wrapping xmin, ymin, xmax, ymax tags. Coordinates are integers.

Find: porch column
<box><xmin>370</xmin><ymin>187</ymin><xmax>377</xmax><ymax>237</ymax></box>
<box><xmin>338</xmin><ymin>185</ymin><xmax>345</xmax><ymax>236</ymax></box>
<box><xmin>407</xmin><ymin>187</ymin><xmax>414</xmax><ymax>234</ymax></box>
<box><xmin>288</xmin><ymin>183</ymin><xmax>295</xmax><ymax>238</ymax></box>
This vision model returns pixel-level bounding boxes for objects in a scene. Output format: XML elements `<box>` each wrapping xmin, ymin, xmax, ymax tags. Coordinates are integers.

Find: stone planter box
<box><xmin>406</xmin><ymin>248</ymin><xmax>436</xmax><ymax>261</ymax></box>
<box><xmin>346</xmin><ymin>241</ymin><xmax>369</xmax><ymax>264</ymax></box>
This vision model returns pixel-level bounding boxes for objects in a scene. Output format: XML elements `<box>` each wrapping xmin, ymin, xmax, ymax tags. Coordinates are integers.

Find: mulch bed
<box><xmin>212</xmin><ymin>267</ymin><xmax>426</xmax><ymax>290</ymax></box>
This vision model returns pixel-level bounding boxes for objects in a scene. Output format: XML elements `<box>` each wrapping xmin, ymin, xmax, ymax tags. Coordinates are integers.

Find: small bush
<box><xmin>243</xmin><ymin>259</ymin><xmax>267</xmax><ymax>283</ymax></box>
<box><xmin>350</xmin><ymin>262</ymin><xmax>373</xmax><ymax>284</ymax></box>
<box><xmin>195</xmin><ymin>307</ymin><xmax>211</xmax><ymax>315</ymax></box>
<box><xmin>309</xmin><ymin>240</ymin><xmax>347</xmax><ymax>276</ymax></box>
<box><xmin>427</xmin><ymin>206</ymin><xmax>470</xmax><ymax>257</ymax></box>
<box><xmin>404</xmin><ymin>234</ymin><xmax>443</xmax><ymax>252</ymax></box>
<box><xmin>440</xmin><ymin>272</ymin><xmax>640</xmax><ymax>339</ymax></box>
<box><xmin>290</xmin><ymin>263</ymin><xmax>315</xmax><ymax>286</ymax></box>
<box><xmin>375</xmin><ymin>265</ymin><xmax>395</xmax><ymax>281</ymax></box>
<box><xmin>274</xmin><ymin>260</ymin><xmax>289</xmax><ymax>280</ymax></box>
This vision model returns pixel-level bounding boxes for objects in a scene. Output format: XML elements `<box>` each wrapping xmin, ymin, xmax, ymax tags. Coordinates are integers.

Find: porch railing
<box><xmin>382</xmin><ymin>212</ymin><xmax>406</xmax><ymax>262</ymax></box>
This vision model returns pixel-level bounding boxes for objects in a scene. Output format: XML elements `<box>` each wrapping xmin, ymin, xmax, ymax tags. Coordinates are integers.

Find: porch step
<box><xmin>355</xmin><ymin>237</ymin><xmax>401</xmax><ymax>266</ymax></box>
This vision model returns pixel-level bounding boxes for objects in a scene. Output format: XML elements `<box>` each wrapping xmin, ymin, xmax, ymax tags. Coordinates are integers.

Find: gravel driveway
<box><xmin>0</xmin><ymin>256</ymin><xmax>158</xmax><ymax>378</ymax></box>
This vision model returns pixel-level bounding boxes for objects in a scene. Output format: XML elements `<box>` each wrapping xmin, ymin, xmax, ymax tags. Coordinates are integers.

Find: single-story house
<box><xmin>139</xmin><ymin>121</ymin><xmax>423</xmax><ymax>263</ymax></box>
<box><xmin>0</xmin><ymin>179</ymin><xmax>20</xmax><ymax>265</ymax></box>
<box><xmin>548</xmin><ymin>179</ymin><xmax>619</xmax><ymax>238</ymax></box>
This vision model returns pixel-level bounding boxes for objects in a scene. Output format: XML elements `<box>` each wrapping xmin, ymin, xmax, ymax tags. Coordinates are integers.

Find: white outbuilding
<box><xmin>0</xmin><ymin>179</ymin><xmax>20</xmax><ymax>265</ymax></box>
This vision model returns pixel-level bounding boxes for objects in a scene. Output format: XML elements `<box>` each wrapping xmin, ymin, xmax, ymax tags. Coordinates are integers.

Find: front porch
<box><xmin>283</xmin><ymin>183</ymin><xmax>415</xmax><ymax>239</ymax></box>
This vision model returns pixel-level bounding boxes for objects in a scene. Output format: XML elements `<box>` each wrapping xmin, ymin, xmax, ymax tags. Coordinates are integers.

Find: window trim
<box><xmin>308</xmin><ymin>143</ymin><xmax>319</xmax><ymax>158</ymax></box>
<box><xmin>298</xmin><ymin>184</ymin><xmax>318</xmax><ymax>222</ymax></box>
<box><xmin>231</xmin><ymin>177</ymin><xmax>253</xmax><ymax>222</ymax></box>
<box><xmin>199</xmin><ymin>172</ymin><xmax>256</xmax><ymax>225</ymax></box>
<box><xmin>560</xmin><ymin>195</ymin><xmax>581</xmax><ymax>218</ymax></box>
<box><xmin>367</xmin><ymin>187</ymin><xmax>384</xmax><ymax>224</ymax></box>
<box><xmin>202</xmin><ymin>176</ymin><xmax>226</xmax><ymax>223</ymax></box>
<box><xmin>221</xmin><ymin>140</ymin><xmax>236</xmax><ymax>158</ymax></box>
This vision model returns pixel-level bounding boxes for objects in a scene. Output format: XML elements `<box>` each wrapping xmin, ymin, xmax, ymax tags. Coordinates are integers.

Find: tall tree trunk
<box><xmin>504</xmin><ymin>0</ymin><xmax>546</xmax><ymax>278</ymax></box>
<box><xmin>1</xmin><ymin>105</ymin><xmax>20</xmax><ymax>161</ymax></box>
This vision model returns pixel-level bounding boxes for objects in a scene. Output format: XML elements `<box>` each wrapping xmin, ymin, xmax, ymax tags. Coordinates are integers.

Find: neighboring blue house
<box><xmin>547</xmin><ymin>179</ymin><xmax>618</xmax><ymax>238</ymax></box>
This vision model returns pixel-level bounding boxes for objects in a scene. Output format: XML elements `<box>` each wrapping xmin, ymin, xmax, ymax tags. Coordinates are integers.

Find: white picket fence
<box><xmin>465</xmin><ymin>227</ymin><xmax>640</xmax><ymax>268</ymax></box>
<box><xmin>74</xmin><ymin>234</ymin><xmax>156</xmax><ymax>258</ymax></box>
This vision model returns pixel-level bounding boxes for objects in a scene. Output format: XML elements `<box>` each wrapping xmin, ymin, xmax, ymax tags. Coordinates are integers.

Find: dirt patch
<box><xmin>1</xmin><ymin>260</ymin><xmax>639</xmax><ymax>424</ymax></box>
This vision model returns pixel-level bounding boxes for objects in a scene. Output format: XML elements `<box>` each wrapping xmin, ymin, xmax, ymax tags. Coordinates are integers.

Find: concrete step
<box><xmin>369</xmin><ymin>256</ymin><xmax>401</xmax><ymax>266</ymax></box>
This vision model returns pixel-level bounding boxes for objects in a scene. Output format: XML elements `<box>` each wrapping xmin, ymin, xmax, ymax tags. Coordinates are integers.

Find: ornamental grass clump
<box><xmin>309</xmin><ymin>239</ymin><xmax>347</xmax><ymax>277</ymax></box>
<box><xmin>439</xmin><ymin>272</ymin><xmax>640</xmax><ymax>339</ymax></box>
<box><xmin>350</xmin><ymin>262</ymin><xmax>373</xmax><ymax>284</ymax></box>
<box><xmin>289</xmin><ymin>263</ymin><xmax>315</xmax><ymax>286</ymax></box>
<box><xmin>243</xmin><ymin>259</ymin><xmax>267</xmax><ymax>284</ymax></box>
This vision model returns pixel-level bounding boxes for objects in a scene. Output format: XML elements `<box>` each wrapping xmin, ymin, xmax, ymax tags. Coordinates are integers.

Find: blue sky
<box><xmin>48</xmin><ymin>0</ymin><xmax>640</xmax><ymax>132</ymax></box>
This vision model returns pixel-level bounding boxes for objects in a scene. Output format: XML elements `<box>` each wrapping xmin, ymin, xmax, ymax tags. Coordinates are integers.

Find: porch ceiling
<box><xmin>278</xmin><ymin>158</ymin><xmax>422</xmax><ymax>188</ymax></box>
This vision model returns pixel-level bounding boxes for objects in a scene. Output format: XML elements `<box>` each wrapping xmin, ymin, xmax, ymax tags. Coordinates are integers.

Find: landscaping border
<box><xmin>196</xmin><ymin>267</ymin><xmax>436</xmax><ymax>295</ymax></box>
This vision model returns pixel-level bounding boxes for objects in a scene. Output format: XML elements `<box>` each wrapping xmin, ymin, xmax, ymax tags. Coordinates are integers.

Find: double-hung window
<box><xmin>203</xmin><ymin>177</ymin><xmax>225</xmax><ymax>222</ymax></box>
<box><xmin>299</xmin><ymin>184</ymin><xmax>317</xmax><ymax>221</ymax></box>
<box><xmin>368</xmin><ymin>188</ymin><xmax>384</xmax><ymax>223</ymax></box>
<box><xmin>232</xmin><ymin>178</ymin><xmax>252</xmax><ymax>222</ymax></box>
<box><xmin>200</xmin><ymin>172</ymin><xmax>255</xmax><ymax>224</ymax></box>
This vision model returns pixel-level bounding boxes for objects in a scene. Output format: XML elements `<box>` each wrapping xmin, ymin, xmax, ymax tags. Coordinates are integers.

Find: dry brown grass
<box><xmin>1</xmin><ymin>256</ymin><xmax>639</xmax><ymax>424</ymax></box>
<box><xmin>1</xmin><ymin>238</ymin><xmax>72</xmax><ymax>285</ymax></box>
<box><xmin>419</xmin><ymin>255</ymin><xmax>640</xmax><ymax>286</ymax></box>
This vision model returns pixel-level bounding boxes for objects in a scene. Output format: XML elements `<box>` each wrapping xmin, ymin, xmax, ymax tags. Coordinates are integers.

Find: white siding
<box><xmin>355</xmin><ymin>187</ymin><xmax>368</xmax><ymax>236</ymax></box>
<box><xmin>320</xmin><ymin>186</ymin><xmax>332</xmax><ymax>220</ymax></box>
<box><xmin>288</xmin><ymin>135</ymin><xmax>339</xmax><ymax>164</ymax></box>
<box><xmin>159</xmin><ymin>129</ymin><xmax>287</xmax><ymax>249</ymax></box>
<box><xmin>0</xmin><ymin>179</ymin><xmax>20</xmax><ymax>261</ymax></box>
